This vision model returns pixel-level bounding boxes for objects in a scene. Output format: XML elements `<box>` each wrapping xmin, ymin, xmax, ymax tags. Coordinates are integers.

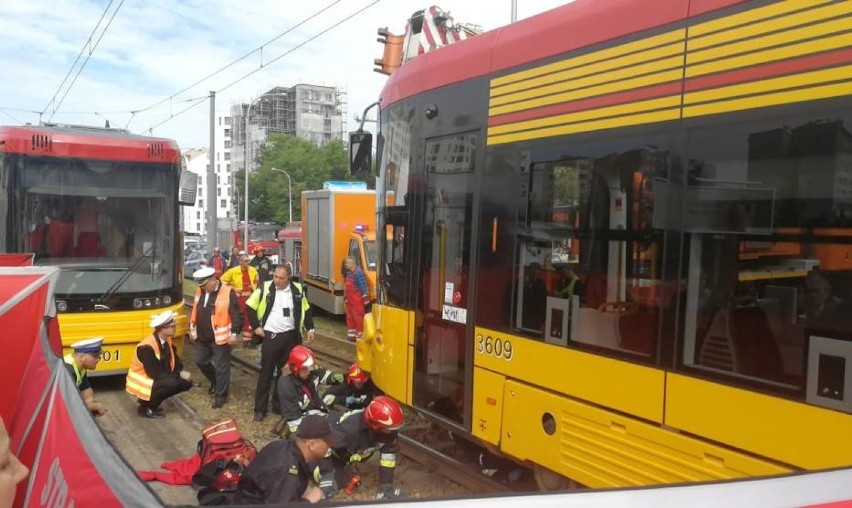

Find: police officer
<box><xmin>250</xmin><ymin>245</ymin><xmax>273</xmax><ymax>284</ymax></box>
<box><xmin>277</xmin><ymin>346</ymin><xmax>343</xmax><ymax>435</ymax></box>
<box><xmin>247</xmin><ymin>263</ymin><xmax>316</xmax><ymax>422</ymax></box>
<box><xmin>64</xmin><ymin>338</ymin><xmax>108</xmax><ymax>416</ymax></box>
<box><xmin>126</xmin><ymin>310</ymin><xmax>193</xmax><ymax>418</ymax></box>
<box><xmin>316</xmin><ymin>396</ymin><xmax>405</xmax><ymax>500</ymax></box>
<box><xmin>322</xmin><ymin>363</ymin><xmax>383</xmax><ymax>411</ymax></box>
<box><xmin>233</xmin><ymin>414</ymin><xmax>342</xmax><ymax>504</ymax></box>
<box><xmin>189</xmin><ymin>266</ymin><xmax>242</xmax><ymax>409</ymax></box>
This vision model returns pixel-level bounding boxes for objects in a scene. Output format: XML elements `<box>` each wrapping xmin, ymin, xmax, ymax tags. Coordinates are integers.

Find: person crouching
<box><xmin>126</xmin><ymin>310</ymin><xmax>193</xmax><ymax>418</ymax></box>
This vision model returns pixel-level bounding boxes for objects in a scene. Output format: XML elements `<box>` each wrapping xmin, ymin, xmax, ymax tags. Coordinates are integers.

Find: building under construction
<box><xmin>231</xmin><ymin>84</ymin><xmax>346</xmax><ymax>173</ymax></box>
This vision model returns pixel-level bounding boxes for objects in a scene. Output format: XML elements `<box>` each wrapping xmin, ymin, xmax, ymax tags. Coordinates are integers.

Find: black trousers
<box><xmin>254</xmin><ymin>329</ymin><xmax>299</xmax><ymax>414</ymax></box>
<box><xmin>141</xmin><ymin>375</ymin><xmax>193</xmax><ymax>410</ymax></box>
<box><xmin>195</xmin><ymin>339</ymin><xmax>232</xmax><ymax>399</ymax></box>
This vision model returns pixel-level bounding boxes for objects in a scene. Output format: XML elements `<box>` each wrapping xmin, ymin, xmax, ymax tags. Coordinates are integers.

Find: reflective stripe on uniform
<box><xmin>190</xmin><ymin>285</ymin><xmax>235</xmax><ymax>345</ymax></box>
<box><xmin>380</xmin><ymin>453</ymin><xmax>397</xmax><ymax>468</ymax></box>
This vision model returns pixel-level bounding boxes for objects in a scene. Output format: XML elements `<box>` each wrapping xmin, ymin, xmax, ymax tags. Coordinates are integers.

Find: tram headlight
<box><xmin>163</xmin><ymin>295</ymin><xmax>172</xmax><ymax>305</ymax></box>
<box><xmin>56</xmin><ymin>300</ymin><xmax>67</xmax><ymax>312</ymax></box>
<box><xmin>133</xmin><ymin>299</ymin><xmax>143</xmax><ymax>309</ymax></box>
<box><xmin>154</xmin><ymin>297</ymin><xmax>161</xmax><ymax>306</ymax></box>
<box><xmin>144</xmin><ymin>299</ymin><xmax>152</xmax><ymax>307</ymax></box>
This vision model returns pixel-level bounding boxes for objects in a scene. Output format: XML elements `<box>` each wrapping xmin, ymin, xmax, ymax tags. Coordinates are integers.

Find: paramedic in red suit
<box><xmin>343</xmin><ymin>256</ymin><xmax>370</xmax><ymax>341</ymax></box>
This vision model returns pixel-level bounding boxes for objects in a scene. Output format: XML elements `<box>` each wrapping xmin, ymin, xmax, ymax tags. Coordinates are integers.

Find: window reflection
<box><xmin>683</xmin><ymin>115</ymin><xmax>852</xmax><ymax>389</ymax></box>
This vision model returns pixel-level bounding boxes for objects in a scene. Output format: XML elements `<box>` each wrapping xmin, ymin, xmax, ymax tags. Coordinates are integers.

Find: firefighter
<box><xmin>233</xmin><ymin>414</ymin><xmax>342</xmax><ymax>504</ymax></box>
<box><xmin>63</xmin><ymin>338</ymin><xmax>108</xmax><ymax>416</ymax></box>
<box><xmin>322</xmin><ymin>363</ymin><xmax>382</xmax><ymax>411</ymax></box>
<box><xmin>247</xmin><ymin>263</ymin><xmax>315</xmax><ymax>422</ymax></box>
<box><xmin>276</xmin><ymin>346</ymin><xmax>343</xmax><ymax>435</ymax></box>
<box><xmin>190</xmin><ymin>266</ymin><xmax>242</xmax><ymax>409</ymax></box>
<box><xmin>250</xmin><ymin>245</ymin><xmax>273</xmax><ymax>284</ymax></box>
<box><xmin>126</xmin><ymin>310</ymin><xmax>193</xmax><ymax>418</ymax></box>
<box><xmin>315</xmin><ymin>396</ymin><xmax>405</xmax><ymax>500</ymax></box>
<box><xmin>220</xmin><ymin>250</ymin><xmax>259</xmax><ymax>344</ymax></box>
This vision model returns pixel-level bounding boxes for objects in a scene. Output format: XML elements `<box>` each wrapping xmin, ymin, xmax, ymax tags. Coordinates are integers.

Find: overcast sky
<box><xmin>0</xmin><ymin>0</ymin><xmax>569</xmax><ymax>149</ymax></box>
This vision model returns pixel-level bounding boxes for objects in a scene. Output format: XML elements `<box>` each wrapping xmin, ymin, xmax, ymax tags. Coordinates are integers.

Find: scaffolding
<box><xmin>231</xmin><ymin>84</ymin><xmax>346</xmax><ymax>174</ymax></box>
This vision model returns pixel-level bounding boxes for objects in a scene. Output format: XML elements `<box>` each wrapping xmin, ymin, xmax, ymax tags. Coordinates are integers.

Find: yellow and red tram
<box><xmin>358</xmin><ymin>0</ymin><xmax>852</xmax><ymax>490</ymax></box>
<box><xmin>0</xmin><ymin>124</ymin><xmax>192</xmax><ymax>374</ymax></box>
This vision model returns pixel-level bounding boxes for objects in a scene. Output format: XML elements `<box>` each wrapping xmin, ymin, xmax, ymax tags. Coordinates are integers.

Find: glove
<box><xmin>375</xmin><ymin>484</ymin><xmax>403</xmax><ymax>500</ymax></box>
<box><xmin>331</xmin><ymin>372</ymin><xmax>345</xmax><ymax>384</ymax></box>
<box><xmin>345</xmin><ymin>396</ymin><xmax>358</xmax><ymax>407</ymax></box>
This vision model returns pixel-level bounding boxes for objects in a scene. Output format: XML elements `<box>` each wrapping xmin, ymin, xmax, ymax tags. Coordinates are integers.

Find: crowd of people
<box><xmin>60</xmin><ymin>250</ymin><xmax>396</xmax><ymax>504</ymax></box>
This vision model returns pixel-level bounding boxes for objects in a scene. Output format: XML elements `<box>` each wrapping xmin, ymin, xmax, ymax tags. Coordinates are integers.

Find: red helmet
<box><xmin>254</xmin><ymin>245</ymin><xmax>264</xmax><ymax>255</ymax></box>
<box><xmin>364</xmin><ymin>396</ymin><xmax>404</xmax><ymax>431</ymax></box>
<box><xmin>346</xmin><ymin>363</ymin><xmax>369</xmax><ymax>384</ymax></box>
<box><xmin>288</xmin><ymin>345</ymin><xmax>315</xmax><ymax>372</ymax></box>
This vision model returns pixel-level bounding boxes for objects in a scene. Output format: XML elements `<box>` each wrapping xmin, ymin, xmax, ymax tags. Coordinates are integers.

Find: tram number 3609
<box><xmin>475</xmin><ymin>334</ymin><xmax>513</xmax><ymax>361</ymax></box>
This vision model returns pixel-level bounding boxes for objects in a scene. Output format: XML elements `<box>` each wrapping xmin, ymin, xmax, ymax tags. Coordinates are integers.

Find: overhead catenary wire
<box><xmin>140</xmin><ymin>0</ymin><xmax>381</xmax><ymax>135</ymax></box>
<box><xmin>42</xmin><ymin>0</ymin><xmax>126</xmax><ymax>122</ymax></box>
<box><xmin>131</xmin><ymin>0</ymin><xmax>345</xmax><ymax>122</ymax></box>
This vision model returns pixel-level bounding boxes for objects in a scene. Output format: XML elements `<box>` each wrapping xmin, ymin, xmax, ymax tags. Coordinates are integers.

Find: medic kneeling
<box><xmin>315</xmin><ymin>396</ymin><xmax>405</xmax><ymax>500</ymax></box>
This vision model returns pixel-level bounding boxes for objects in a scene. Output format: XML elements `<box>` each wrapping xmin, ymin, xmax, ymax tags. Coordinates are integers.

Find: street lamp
<box><xmin>243</xmin><ymin>92</ymin><xmax>287</xmax><ymax>250</ymax></box>
<box><xmin>270</xmin><ymin>168</ymin><xmax>292</xmax><ymax>223</ymax></box>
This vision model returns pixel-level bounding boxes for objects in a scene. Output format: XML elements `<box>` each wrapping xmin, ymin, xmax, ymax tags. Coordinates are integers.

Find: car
<box><xmin>184</xmin><ymin>250</ymin><xmax>208</xmax><ymax>275</ymax></box>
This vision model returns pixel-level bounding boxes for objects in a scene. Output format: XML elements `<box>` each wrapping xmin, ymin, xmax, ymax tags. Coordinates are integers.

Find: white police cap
<box><xmin>192</xmin><ymin>266</ymin><xmax>216</xmax><ymax>283</ymax></box>
<box><xmin>70</xmin><ymin>337</ymin><xmax>104</xmax><ymax>354</ymax></box>
<box><xmin>150</xmin><ymin>310</ymin><xmax>177</xmax><ymax>329</ymax></box>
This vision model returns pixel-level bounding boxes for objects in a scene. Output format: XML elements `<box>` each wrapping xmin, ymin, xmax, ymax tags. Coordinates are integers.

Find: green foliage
<box><xmin>234</xmin><ymin>134</ymin><xmax>352</xmax><ymax>223</ymax></box>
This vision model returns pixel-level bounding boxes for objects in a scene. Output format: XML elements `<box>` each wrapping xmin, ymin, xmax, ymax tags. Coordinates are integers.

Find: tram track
<box><xmin>182</xmin><ymin>297</ymin><xmax>512</xmax><ymax>495</ymax></box>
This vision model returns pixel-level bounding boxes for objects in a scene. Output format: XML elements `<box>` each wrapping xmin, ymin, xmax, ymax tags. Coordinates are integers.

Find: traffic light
<box><xmin>374</xmin><ymin>27</ymin><xmax>404</xmax><ymax>76</ymax></box>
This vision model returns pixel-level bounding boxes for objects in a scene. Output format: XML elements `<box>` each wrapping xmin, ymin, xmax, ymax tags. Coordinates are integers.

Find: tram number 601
<box><xmin>476</xmin><ymin>335</ymin><xmax>513</xmax><ymax>360</ymax></box>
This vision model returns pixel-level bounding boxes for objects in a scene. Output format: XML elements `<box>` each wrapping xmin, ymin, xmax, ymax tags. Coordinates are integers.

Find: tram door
<box><xmin>412</xmin><ymin>133</ymin><xmax>478</xmax><ymax>425</ymax></box>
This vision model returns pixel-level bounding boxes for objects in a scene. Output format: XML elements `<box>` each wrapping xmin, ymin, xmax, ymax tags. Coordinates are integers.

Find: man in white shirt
<box><xmin>247</xmin><ymin>264</ymin><xmax>315</xmax><ymax>422</ymax></box>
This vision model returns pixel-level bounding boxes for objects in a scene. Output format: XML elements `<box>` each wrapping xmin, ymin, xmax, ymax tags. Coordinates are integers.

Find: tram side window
<box><xmin>513</xmin><ymin>136</ymin><xmax>670</xmax><ymax>361</ymax></box>
<box><xmin>680</xmin><ymin>107</ymin><xmax>852</xmax><ymax>392</ymax></box>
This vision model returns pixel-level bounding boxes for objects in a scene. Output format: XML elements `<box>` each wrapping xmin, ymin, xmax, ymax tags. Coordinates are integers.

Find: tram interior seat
<box><xmin>75</xmin><ymin>231</ymin><xmax>104</xmax><ymax>257</ymax></box>
<box><xmin>47</xmin><ymin>221</ymin><xmax>74</xmax><ymax>257</ymax></box>
<box><xmin>698</xmin><ymin>306</ymin><xmax>785</xmax><ymax>382</ymax></box>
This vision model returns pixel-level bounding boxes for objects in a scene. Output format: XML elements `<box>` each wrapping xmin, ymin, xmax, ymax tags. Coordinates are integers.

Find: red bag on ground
<box><xmin>197</xmin><ymin>418</ymin><xmax>256</xmax><ymax>468</ymax></box>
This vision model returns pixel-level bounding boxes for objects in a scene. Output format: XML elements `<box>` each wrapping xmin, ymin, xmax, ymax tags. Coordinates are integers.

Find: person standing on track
<box><xmin>247</xmin><ymin>263</ymin><xmax>316</xmax><ymax>422</ymax></box>
<box><xmin>63</xmin><ymin>338</ymin><xmax>108</xmax><ymax>416</ymax></box>
<box><xmin>343</xmin><ymin>256</ymin><xmax>370</xmax><ymax>341</ymax></box>
<box><xmin>189</xmin><ymin>266</ymin><xmax>242</xmax><ymax>409</ymax></box>
<box><xmin>250</xmin><ymin>245</ymin><xmax>273</xmax><ymax>285</ymax></box>
<box><xmin>233</xmin><ymin>414</ymin><xmax>342</xmax><ymax>504</ymax></box>
<box><xmin>126</xmin><ymin>310</ymin><xmax>193</xmax><ymax>418</ymax></box>
<box><xmin>220</xmin><ymin>250</ymin><xmax>259</xmax><ymax>345</ymax></box>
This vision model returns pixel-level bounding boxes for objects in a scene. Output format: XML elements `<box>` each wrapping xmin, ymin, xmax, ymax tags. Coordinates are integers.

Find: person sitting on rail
<box><xmin>190</xmin><ymin>266</ymin><xmax>243</xmax><ymax>409</ymax></box>
<box><xmin>276</xmin><ymin>345</ymin><xmax>344</xmax><ymax>436</ymax></box>
<box><xmin>125</xmin><ymin>310</ymin><xmax>194</xmax><ymax>419</ymax></box>
<box><xmin>233</xmin><ymin>414</ymin><xmax>342</xmax><ymax>505</ymax></box>
<box><xmin>220</xmin><ymin>250</ymin><xmax>259</xmax><ymax>345</ymax></box>
<box><xmin>246</xmin><ymin>263</ymin><xmax>315</xmax><ymax>422</ymax></box>
<box><xmin>322</xmin><ymin>363</ymin><xmax>383</xmax><ymax>411</ymax></box>
<box><xmin>63</xmin><ymin>338</ymin><xmax>108</xmax><ymax>416</ymax></box>
<box><xmin>315</xmin><ymin>396</ymin><xmax>405</xmax><ymax>500</ymax></box>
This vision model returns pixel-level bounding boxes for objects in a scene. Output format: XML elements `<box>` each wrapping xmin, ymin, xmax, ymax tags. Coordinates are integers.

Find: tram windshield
<box><xmin>12</xmin><ymin>155</ymin><xmax>177</xmax><ymax>296</ymax></box>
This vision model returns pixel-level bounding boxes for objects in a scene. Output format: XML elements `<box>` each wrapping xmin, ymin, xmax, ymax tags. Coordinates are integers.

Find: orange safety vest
<box><xmin>126</xmin><ymin>334</ymin><xmax>175</xmax><ymax>401</ymax></box>
<box><xmin>190</xmin><ymin>284</ymin><xmax>234</xmax><ymax>345</ymax></box>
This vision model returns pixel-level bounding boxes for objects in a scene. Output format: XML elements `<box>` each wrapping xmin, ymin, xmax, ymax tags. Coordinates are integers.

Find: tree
<box><xmin>235</xmin><ymin>134</ymin><xmax>349</xmax><ymax>223</ymax></box>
